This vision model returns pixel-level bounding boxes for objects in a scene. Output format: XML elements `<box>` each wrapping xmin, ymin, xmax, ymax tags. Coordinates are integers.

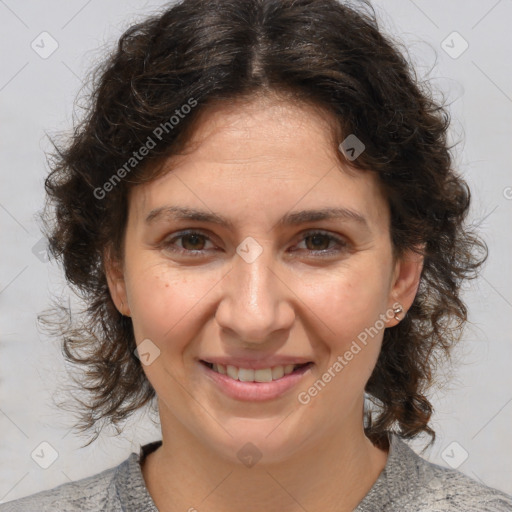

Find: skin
<box><xmin>105</xmin><ymin>92</ymin><xmax>423</xmax><ymax>512</ymax></box>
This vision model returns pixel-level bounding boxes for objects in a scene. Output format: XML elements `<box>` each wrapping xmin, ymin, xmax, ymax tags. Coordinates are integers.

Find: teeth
<box><xmin>238</xmin><ymin>368</ymin><xmax>255</xmax><ymax>382</ymax></box>
<box><xmin>271</xmin><ymin>366</ymin><xmax>284</xmax><ymax>380</ymax></box>
<box><xmin>254</xmin><ymin>368</ymin><xmax>272</xmax><ymax>382</ymax></box>
<box><xmin>226</xmin><ymin>365</ymin><xmax>238</xmax><ymax>380</ymax></box>
<box><xmin>214</xmin><ymin>363</ymin><xmax>226</xmax><ymax>375</ymax></box>
<box><xmin>209</xmin><ymin>362</ymin><xmax>307</xmax><ymax>382</ymax></box>
<box><xmin>284</xmin><ymin>364</ymin><xmax>295</xmax><ymax>375</ymax></box>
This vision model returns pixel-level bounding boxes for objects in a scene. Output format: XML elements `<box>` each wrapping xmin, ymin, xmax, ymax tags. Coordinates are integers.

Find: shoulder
<box><xmin>373</xmin><ymin>433</ymin><xmax>512</xmax><ymax>511</ymax></box>
<box><xmin>0</xmin><ymin>441</ymin><xmax>161</xmax><ymax>512</ymax></box>
<box><xmin>0</xmin><ymin>459</ymin><xmax>123</xmax><ymax>512</ymax></box>
<box><xmin>413</xmin><ymin>458</ymin><xmax>512</xmax><ymax>511</ymax></box>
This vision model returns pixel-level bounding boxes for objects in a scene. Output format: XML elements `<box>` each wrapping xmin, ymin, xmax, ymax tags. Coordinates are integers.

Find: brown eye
<box><xmin>162</xmin><ymin>230</ymin><xmax>215</xmax><ymax>257</ymax></box>
<box><xmin>304</xmin><ymin>233</ymin><xmax>331</xmax><ymax>251</ymax></box>
<box><xmin>293</xmin><ymin>230</ymin><xmax>349</xmax><ymax>257</ymax></box>
<box><xmin>180</xmin><ymin>233</ymin><xmax>207</xmax><ymax>251</ymax></box>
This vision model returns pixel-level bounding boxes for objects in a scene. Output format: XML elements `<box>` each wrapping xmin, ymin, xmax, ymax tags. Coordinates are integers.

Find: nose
<box><xmin>214</xmin><ymin>242</ymin><xmax>295</xmax><ymax>346</ymax></box>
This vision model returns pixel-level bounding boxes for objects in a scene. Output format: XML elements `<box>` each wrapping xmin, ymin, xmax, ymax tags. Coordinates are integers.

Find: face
<box><xmin>106</xmin><ymin>93</ymin><xmax>422</xmax><ymax>465</ymax></box>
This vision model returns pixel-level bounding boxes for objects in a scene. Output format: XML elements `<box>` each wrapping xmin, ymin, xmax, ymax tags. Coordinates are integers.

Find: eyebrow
<box><xmin>145</xmin><ymin>205</ymin><xmax>369</xmax><ymax>230</ymax></box>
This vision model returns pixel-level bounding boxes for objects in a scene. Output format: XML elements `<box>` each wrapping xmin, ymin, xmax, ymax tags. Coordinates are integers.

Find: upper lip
<box><xmin>199</xmin><ymin>356</ymin><xmax>314</xmax><ymax>370</ymax></box>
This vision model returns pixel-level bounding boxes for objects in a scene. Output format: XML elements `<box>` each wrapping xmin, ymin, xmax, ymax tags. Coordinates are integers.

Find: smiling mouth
<box><xmin>200</xmin><ymin>360</ymin><xmax>313</xmax><ymax>383</ymax></box>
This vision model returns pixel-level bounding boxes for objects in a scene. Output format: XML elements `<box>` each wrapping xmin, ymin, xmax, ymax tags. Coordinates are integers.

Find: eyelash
<box><xmin>161</xmin><ymin>229</ymin><xmax>349</xmax><ymax>258</ymax></box>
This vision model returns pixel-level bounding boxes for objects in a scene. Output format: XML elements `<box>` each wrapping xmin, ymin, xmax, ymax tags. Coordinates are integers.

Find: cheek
<box><xmin>300</xmin><ymin>262</ymin><xmax>391</xmax><ymax>346</ymax></box>
<box><xmin>126</xmin><ymin>263</ymin><xmax>217</xmax><ymax>349</ymax></box>
<box><xmin>294</xmin><ymin>267</ymin><xmax>390</xmax><ymax>419</ymax></box>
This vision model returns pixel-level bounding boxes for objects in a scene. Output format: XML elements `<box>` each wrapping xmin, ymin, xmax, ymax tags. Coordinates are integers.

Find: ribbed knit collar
<box><xmin>115</xmin><ymin>433</ymin><xmax>417</xmax><ymax>512</ymax></box>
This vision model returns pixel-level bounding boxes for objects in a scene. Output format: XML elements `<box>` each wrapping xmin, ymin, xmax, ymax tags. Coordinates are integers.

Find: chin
<box><xmin>200</xmin><ymin>417</ymin><xmax>313</xmax><ymax>467</ymax></box>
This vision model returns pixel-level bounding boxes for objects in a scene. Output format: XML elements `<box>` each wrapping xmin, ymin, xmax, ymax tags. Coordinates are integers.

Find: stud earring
<box><xmin>393</xmin><ymin>304</ymin><xmax>403</xmax><ymax>322</ymax></box>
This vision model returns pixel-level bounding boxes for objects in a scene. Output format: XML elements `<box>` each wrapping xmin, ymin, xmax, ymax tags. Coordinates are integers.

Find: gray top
<box><xmin>1</xmin><ymin>433</ymin><xmax>511</xmax><ymax>511</ymax></box>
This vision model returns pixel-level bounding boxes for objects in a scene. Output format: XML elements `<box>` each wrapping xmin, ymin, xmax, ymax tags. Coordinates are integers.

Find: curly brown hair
<box><xmin>39</xmin><ymin>0</ymin><xmax>486</xmax><ymax>448</ymax></box>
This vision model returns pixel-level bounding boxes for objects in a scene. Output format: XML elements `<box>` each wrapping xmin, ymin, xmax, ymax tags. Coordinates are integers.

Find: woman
<box><xmin>2</xmin><ymin>0</ymin><xmax>511</xmax><ymax>510</ymax></box>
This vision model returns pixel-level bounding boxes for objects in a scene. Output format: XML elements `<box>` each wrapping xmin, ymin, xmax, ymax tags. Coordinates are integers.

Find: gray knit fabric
<box><xmin>1</xmin><ymin>434</ymin><xmax>511</xmax><ymax>511</ymax></box>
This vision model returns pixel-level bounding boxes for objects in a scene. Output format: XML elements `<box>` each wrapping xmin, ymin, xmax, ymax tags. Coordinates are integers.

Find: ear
<box><xmin>104</xmin><ymin>246</ymin><xmax>131</xmax><ymax>317</ymax></box>
<box><xmin>386</xmin><ymin>247</ymin><xmax>424</xmax><ymax>327</ymax></box>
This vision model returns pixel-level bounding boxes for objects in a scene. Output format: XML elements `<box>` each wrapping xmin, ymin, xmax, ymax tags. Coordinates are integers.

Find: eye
<box><xmin>293</xmin><ymin>230</ymin><xmax>349</xmax><ymax>257</ymax></box>
<box><xmin>160</xmin><ymin>229</ymin><xmax>349</xmax><ymax>258</ymax></box>
<box><xmin>162</xmin><ymin>230</ymin><xmax>216</xmax><ymax>256</ymax></box>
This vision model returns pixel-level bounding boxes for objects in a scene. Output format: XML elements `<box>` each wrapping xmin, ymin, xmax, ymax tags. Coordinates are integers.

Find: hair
<box><xmin>39</xmin><ymin>0</ymin><xmax>487</xmax><ymax>449</ymax></box>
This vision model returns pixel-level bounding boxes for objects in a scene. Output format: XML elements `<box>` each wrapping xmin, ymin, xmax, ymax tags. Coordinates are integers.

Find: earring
<box><xmin>393</xmin><ymin>304</ymin><xmax>403</xmax><ymax>322</ymax></box>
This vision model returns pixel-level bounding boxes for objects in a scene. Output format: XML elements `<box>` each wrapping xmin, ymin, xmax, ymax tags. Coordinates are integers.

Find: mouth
<box><xmin>199</xmin><ymin>360</ymin><xmax>313</xmax><ymax>382</ymax></box>
<box><xmin>198</xmin><ymin>359</ymin><xmax>314</xmax><ymax>401</ymax></box>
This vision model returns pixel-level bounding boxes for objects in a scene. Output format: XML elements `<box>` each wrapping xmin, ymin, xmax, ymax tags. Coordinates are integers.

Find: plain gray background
<box><xmin>1</xmin><ymin>0</ymin><xmax>511</xmax><ymax>503</ymax></box>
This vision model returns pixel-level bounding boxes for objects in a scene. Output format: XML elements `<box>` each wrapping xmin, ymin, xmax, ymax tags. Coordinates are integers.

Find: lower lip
<box><xmin>198</xmin><ymin>361</ymin><xmax>313</xmax><ymax>402</ymax></box>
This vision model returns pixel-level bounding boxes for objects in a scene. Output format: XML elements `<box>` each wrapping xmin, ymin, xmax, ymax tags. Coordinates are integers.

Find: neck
<box><xmin>141</xmin><ymin>409</ymin><xmax>389</xmax><ymax>512</ymax></box>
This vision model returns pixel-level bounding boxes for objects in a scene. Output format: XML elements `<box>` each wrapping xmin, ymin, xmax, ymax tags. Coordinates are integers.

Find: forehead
<box><xmin>128</xmin><ymin>94</ymin><xmax>390</xmax><ymax>232</ymax></box>
<box><xmin>171</xmin><ymin>93</ymin><xmax>342</xmax><ymax>167</ymax></box>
